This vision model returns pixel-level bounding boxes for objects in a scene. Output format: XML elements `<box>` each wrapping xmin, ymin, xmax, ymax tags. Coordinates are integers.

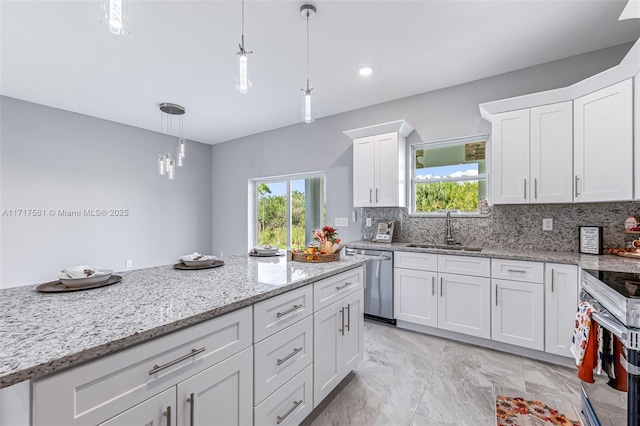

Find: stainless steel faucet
<box><xmin>445</xmin><ymin>211</ymin><xmax>455</xmax><ymax>245</ymax></box>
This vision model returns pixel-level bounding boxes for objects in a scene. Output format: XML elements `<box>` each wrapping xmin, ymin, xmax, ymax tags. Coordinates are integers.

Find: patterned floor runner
<box><xmin>496</xmin><ymin>395</ymin><xmax>581</xmax><ymax>426</ymax></box>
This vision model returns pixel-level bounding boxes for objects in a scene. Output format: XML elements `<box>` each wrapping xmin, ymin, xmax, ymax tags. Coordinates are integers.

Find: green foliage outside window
<box><xmin>257</xmin><ymin>190</ymin><xmax>306</xmax><ymax>248</ymax></box>
<box><xmin>415</xmin><ymin>181</ymin><xmax>479</xmax><ymax>213</ymax></box>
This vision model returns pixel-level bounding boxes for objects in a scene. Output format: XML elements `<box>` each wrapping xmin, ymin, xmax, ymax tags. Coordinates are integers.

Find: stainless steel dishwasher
<box><xmin>345</xmin><ymin>248</ymin><xmax>395</xmax><ymax>324</ymax></box>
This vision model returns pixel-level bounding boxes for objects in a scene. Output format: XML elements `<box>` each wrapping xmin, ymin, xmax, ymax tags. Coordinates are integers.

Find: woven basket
<box><xmin>292</xmin><ymin>246</ymin><xmax>343</xmax><ymax>263</ymax></box>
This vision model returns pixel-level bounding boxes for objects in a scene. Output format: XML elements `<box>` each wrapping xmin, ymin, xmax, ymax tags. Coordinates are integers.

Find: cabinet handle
<box><xmin>575</xmin><ymin>175</ymin><xmax>579</xmax><ymax>197</ymax></box>
<box><xmin>336</xmin><ymin>282</ymin><xmax>352</xmax><ymax>291</ymax></box>
<box><xmin>440</xmin><ymin>277</ymin><xmax>443</xmax><ymax>297</ymax></box>
<box><xmin>149</xmin><ymin>348</ymin><xmax>205</xmax><ymax>375</ymax></box>
<box><xmin>370</xmin><ymin>188</ymin><xmax>373</xmax><ymax>203</ymax></box>
<box><xmin>524</xmin><ymin>179</ymin><xmax>527</xmax><ymax>200</ymax></box>
<box><xmin>346</xmin><ymin>303</ymin><xmax>351</xmax><ymax>331</ymax></box>
<box><xmin>432</xmin><ymin>276</ymin><xmax>435</xmax><ymax>296</ymax></box>
<box><xmin>339</xmin><ymin>308</ymin><xmax>345</xmax><ymax>335</ymax></box>
<box><xmin>534</xmin><ymin>178</ymin><xmax>537</xmax><ymax>200</ymax></box>
<box><xmin>276</xmin><ymin>304</ymin><xmax>302</xmax><ymax>318</ymax></box>
<box><xmin>164</xmin><ymin>406</ymin><xmax>172</xmax><ymax>426</ymax></box>
<box><xmin>186</xmin><ymin>393</ymin><xmax>195</xmax><ymax>426</ymax></box>
<box><xmin>376</xmin><ymin>188</ymin><xmax>379</xmax><ymax>203</ymax></box>
<box><xmin>507</xmin><ymin>269</ymin><xmax>526</xmax><ymax>274</ymax></box>
<box><xmin>277</xmin><ymin>347</ymin><xmax>303</xmax><ymax>365</ymax></box>
<box><xmin>551</xmin><ymin>269</ymin><xmax>554</xmax><ymax>293</ymax></box>
<box><xmin>495</xmin><ymin>285</ymin><xmax>498</xmax><ymax>306</ymax></box>
<box><xmin>276</xmin><ymin>400</ymin><xmax>303</xmax><ymax>424</ymax></box>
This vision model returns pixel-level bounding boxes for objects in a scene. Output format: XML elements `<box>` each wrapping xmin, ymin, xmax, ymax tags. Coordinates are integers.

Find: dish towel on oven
<box><xmin>571</xmin><ymin>301</ymin><xmax>596</xmax><ymax>366</ymax></box>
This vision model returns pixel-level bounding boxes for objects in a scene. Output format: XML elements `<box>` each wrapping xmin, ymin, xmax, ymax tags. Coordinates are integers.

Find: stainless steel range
<box><xmin>581</xmin><ymin>269</ymin><xmax>640</xmax><ymax>426</ymax></box>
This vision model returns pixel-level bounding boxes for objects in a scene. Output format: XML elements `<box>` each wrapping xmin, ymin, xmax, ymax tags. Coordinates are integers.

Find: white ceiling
<box><xmin>1</xmin><ymin>1</ymin><xmax>639</xmax><ymax>145</ymax></box>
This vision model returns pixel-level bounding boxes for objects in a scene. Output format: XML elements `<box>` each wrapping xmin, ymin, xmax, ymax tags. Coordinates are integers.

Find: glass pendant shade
<box><xmin>101</xmin><ymin>0</ymin><xmax>130</xmax><ymax>35</ymax></box>
<box><xmin>177</xmin><ymin>147</ymin><xmax>184</xmax><ymax>167</ymax></box>
<box><xmin>302</xmin><ymin>88</ymin><xmax>313</xmax><ymax>123</ymax></box>
<box><xmin>168</xmin><ymin>159</ymin><xmax>176</xmax><ymax>180</ymax></box>
<box><xmin>158</xmin><ymin>154</ymin><xmax>165</xmax><ymax>175</ymax></box>
<box><xmin>179</xmin><ymin>138</ymin><xmax>186</xmax><ymax>158</ymax></box>
<box><xmin>236</xmin><ymin>52</ymin><xmax>252</xmax><ymax>94</ymax></box>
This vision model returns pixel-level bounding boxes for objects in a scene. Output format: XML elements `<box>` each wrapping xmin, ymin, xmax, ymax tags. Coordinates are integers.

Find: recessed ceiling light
<box><xmin>358</xmin><ymin>65</ymin><xmax>374</xmax><ymax>77</ymax></box>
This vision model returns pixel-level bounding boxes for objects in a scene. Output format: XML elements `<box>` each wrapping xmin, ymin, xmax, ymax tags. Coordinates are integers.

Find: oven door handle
<box><xmin>591</xmin><ymin>311</ymin><xmax>628</xmax><ymax>343</ymax></box>
<box><xmin>620</xmin><ymin>353</ymin><xmax>640</xmax><ymax>376</ymax></box>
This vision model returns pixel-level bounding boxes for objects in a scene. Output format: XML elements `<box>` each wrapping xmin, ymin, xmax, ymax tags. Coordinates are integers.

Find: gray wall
<box><xmin>0</xmin><ymin>97</ymin><xmax>213</xmax><ymax>288</ymax></box>
<box><xmin>211</xmin><ymin>43</ymin><xmax>633</xmax><ymax>256</ymax></box>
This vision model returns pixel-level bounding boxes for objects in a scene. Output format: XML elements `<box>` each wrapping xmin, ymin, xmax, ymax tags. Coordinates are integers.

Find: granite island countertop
<box><xmin>346</xmin><ymin>240</ymin><xmax>640</xmax><ymax>273</ymax></box>
<box><xmin>0</xmin><ymin>254</ymin><xmax>370</xmax><ymax>389</ymax></box>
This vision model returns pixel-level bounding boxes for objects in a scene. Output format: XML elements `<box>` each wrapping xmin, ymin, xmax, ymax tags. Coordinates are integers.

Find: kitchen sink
<box><xmin>405</xmin><ymin>243</ymin><xmax>483</xmax><ymax>252</ymax></box>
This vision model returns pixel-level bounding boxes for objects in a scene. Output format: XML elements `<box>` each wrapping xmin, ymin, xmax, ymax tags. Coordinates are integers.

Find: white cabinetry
<box><xmin>438</xmin><ymin>273</ymin><xmax>491</xmax><ymax>339</ymax></box>
<box><xmin>394</xmin><ymin>268</ymin><xmax>438</xmax><ymax>327</ymax></box>
<box><xmin>345</xmin><ymin>120</ymin><xmax>414</xmax><ymax>208</ymax></box>
<box><xmin>99</xmin><ymin>388</ymin><xmax>176</xmax><ymax>426</ymax></box>
<box><xmin>313</xmin><ymin>267</ymin><xmax>364</xmax><ymax>408</ymax></box>
<box><xmin>491</xmin><ymin>102</ymin><xmax>573</xmax><ymax>204</ymax></box>
<box><xmin>634</xmin><ymin>73</ymin><xmax>640</xmax><ymax>199</ymax></box>
<box><xmin>491</xmin><ymin>279</ymin><xmax>544</xmax><ymax>350</ymax></box>
<box><xmin>574</xmin><ymin>79</ymin><xmax>633</xmax><ymax>202</ymax></box>
<box><xmin>545</xmin><ymin>264</ymin><xmax>578</xmax><ymax>357</ymax></box>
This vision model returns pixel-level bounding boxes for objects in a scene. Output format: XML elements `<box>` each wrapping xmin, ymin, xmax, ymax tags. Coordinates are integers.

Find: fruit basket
<box><xmin>292</xmin><ymin>226</ymin><xmax>343</xmax><ymax>263</ymax></box>
<box><xmin>292</xmin><ymin>246</ymin><xmax>343</xmax><ymax>263</ymax></box>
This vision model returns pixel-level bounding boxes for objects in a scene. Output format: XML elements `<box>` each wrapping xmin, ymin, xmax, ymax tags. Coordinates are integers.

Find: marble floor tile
<box><xmin>522</xmin><ymin>357</ymin><xmax>582</xmax><ymax>405</ymax></box>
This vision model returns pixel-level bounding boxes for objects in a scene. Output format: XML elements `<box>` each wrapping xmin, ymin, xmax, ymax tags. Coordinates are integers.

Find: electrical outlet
<box><xmin>366</xmin><ymin>218</ymin><xmax>372</xmax><ymax>227</ymax></box>
<box><xmin>335</xmin><ymin>217</ymin><xmax>348</xmax><ymax>227</ymax></box>
<box><xmin>352</xmin><ymin>210</ymin><xmax>357</xmax><ymax>222</ymax></box>
<box><xmin>543</xmin><ymin>218</ymin><xmax>553</xmax><ymax>231</ymax></box>
<box><xmin>126</xmin><ymin>259</ymin><xmax>132</xmax><ymax>268</ymax></box>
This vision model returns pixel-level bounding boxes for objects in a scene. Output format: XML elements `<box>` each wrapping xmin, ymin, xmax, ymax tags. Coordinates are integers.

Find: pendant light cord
<box><xmin>306</xmin><ymin>10</ymin><xmax>310</xmax><ymax>89</ymax></box>
<box><xmin>241</xmin><ymin>0</ymin><xmax>245</xmax><ymax>50</ymax></box>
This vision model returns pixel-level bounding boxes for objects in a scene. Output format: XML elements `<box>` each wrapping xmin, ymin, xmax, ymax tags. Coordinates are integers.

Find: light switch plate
<box><xmin>352</xmin><ymin>210</ymin><xmax>357</xmax><ymax>222</ymax></box>
<box><xmin>335</xmin><ymin>217</ymin><xmax>348</xmax><ymax>227</ymax></box>
<box><xmin>366</xmin><ymin>218</ymin><xmax>372</xmax><ymax>227</ymax></box>
<box><xmin>543</xmin><ymin>218</ymin><xmax>553</xmax><ymax>231</ymax></box>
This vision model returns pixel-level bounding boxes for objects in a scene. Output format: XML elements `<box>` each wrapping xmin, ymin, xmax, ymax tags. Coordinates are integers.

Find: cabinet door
<box><xmin>313</xmin><ymin>300</ymin><xmax>344</xmax><ymax>408</ymax></box>
<box><xmin>177</xmin><ymin>347</ymin><xmax>253</xmax><ymax>426</ymax></box>
<box><xmin>394</xmin><ymin>268</ymin><xmax>438</xmax><ymax>327</ymax></box>
<box><xmin>574</xmin><ymin>79</ymin><xmax>633</xmax><ymax>202</ymax></box>
<box><xmin>353</xmin><ymin>136</ymin><xmax>375</xmax><ymax>207</ymax></box>
<box><xmin>545</xmin><ymin>264</ymin><xmax>578</xmax><ymax>357</ymax></box>
<box><xmin>530</xmin><ymin>102</ymin><xmax>573</xmax><ymax>203</ymax></box>
<box><xmin>491</xmin><ymin>279</ymin><xmax>544</xmax><ymax>351</ymax></box>
<box><xmin>375</xmin><ymin>132</ymin><xmax>400</xmax><ymax>207</ymax></box>
<box><xmin>634</xmin><ymin>73</ymin><xmax>640</xmax><ymax>199</ymax></box>
<box><xmin>343</xmin><ymin>289</ymin><xmax>364</xmax><ymax>373</ymax></box>
<box><xmin>437</xmin><ymin>273</ymin><xmax>491</xmax><ymax>339</ymax></box>
<box><xmin>99</xmin><ymin>388</ymin><xmax>175</xmax><ymax>426</ymax></box>
<box><xmin>491</xmin><ymin>109</ymin><xmax>530</xmax><ymax>204</ymax></box>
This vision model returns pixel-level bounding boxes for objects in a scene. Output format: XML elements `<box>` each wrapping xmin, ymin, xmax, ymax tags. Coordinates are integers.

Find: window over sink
<box><xmin>250</xmin><ymin>173</ymin><xmax>325</xmax><ymax>249</ymax></box>
<box><xmin>411</xmin><ymin>135</ymin><xmax>488</xmax><ymax>214</ymax></box>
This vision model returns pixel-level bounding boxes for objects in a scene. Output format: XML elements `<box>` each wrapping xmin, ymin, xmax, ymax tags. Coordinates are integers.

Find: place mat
<box><xmin>249</xmin><ymin>252</ymin><xmax>284</xmax><ymax>257</ymax></box>
<box><xmin>36</xmin><ymin>275</ymin><xmax>123</xmax><ymax>293</ymax></box>
<box><xmin>496</xmin><ymin>395</ymin><xmax>580</xmax><ymax>426</ymax></box>
<box><xmin>173</xmin><ymin>260</ymin><xmax>225</xmax><ymax>270</ymax></box>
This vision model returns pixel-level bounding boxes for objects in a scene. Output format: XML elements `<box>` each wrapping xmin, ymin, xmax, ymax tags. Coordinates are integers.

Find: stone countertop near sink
<box><xmin>346</xmin><ymin>240</ymin><xmax>640</xmax><ymax>273</ymax></box>
<box><xmin>0</xmin><ymin>254</ymin><xmax>370</xmax><ymax>389</ymax></box>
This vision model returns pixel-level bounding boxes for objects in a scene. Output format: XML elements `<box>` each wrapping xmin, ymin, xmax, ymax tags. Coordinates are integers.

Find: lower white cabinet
<box><xmin>254</xmin><ymin>365</ymin><xmax>313</xmax><ymax>426</ymax></box>
<box><xmin>99</xmin><ymin>388</ymin><xmax>176</xmax><ymax>426</ymax></box>
<box><xmin>394</xmin><ymin>268</ymin><xmax>438</xmax><ymax>327</ymax></box>
<box><xmin>177</xmin><ymin>347</ymin><xmax>253</xmax><ymax>426</ymax></box>
<box><xmin>437</xmin><ymin>273</ymin><xmax>491</xmax><ymax>339</ymax></box>
<box><xmin>545</xmin><ymin>264</ymin><xmax>578</xmax><ymax>357</ymax></box>
<box><xmin>313</xmin><ymin>289</ymin><xmax>364</xmax><ymax>408</ymax></box>
<box><xmin>491</xmin><ymin>279</ymin><xmax>544</xmax><ymax>350</ymax></box>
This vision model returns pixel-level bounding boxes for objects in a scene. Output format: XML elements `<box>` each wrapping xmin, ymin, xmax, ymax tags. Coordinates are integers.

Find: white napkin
<box><xmin>179</xmin><ymin>252</ymin><xmax>217</xmax><ymax>262</ymax></box>
<box><xmin>61</xmin><ymin>265</ymin><xmax>106</xmax><ymax>278</ymax></box>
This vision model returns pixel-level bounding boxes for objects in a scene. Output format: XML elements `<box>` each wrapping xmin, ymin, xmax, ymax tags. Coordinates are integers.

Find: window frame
<box><xmin>248</xmin><ymin>171</ymin><xmax>326</xmax><ymax>250</ymax></box>
<box><xmin>409</xmin><ymin>134</ymin><xmax>490</xmax><ymax>217</ymax></box>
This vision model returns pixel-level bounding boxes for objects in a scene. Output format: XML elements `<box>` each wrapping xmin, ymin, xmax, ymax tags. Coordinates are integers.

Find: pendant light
<box><xmin>236</xmin><ymin>0</ymin><xmax>252</xmax><ymax>94</ymax></box>
<box><xmin>100</xmin><ymin>0</ymin><xmax>130</xmax><ymax>35</ymax></box>
<box><xmin>157</xmin><ymin>103</ymin><xmax>187</xmax><ymax>180</ymax></box>
<box><xmin>300</xmin><ymin>5</ymin><xmax>316</xmax><ymax>124</ymax></box>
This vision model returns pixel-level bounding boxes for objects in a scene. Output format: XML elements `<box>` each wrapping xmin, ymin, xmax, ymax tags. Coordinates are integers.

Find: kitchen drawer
<box><xmin>438</xmin><ymin>255</ymin><xmax>490</xmax><ymax>277</ymax></box>
<box><xmin>254</xmin><ymin>364</ymin><xmax>313</xmax><ymax>426</ymax></box>
<box><xmin>254</xmin><ymin>285</ymin><xmax>313</xmax><ymax>343</ymax></box>
<box><xmin>254</xmin><ymin>315</ymin><xmax>313</xmax><ymax>404</ymax></box>
<box><xmin>314</xmin><ymin>266</ymin><xmax>364</xmax><ymax>312</ymax></box>
<box><xmin>33</xmin><ymin>307</ymin><xmax>252</xmax><ymax>426</ymax></box>
<box><xmin>492</xmin><ymin>258</ymin><xmax>543</xmax><ymax>283</ymax></box>
<box><xmin>395</xmin><ymin>251</ymin><xmax>438</xmax><ymax>271</ymax></box>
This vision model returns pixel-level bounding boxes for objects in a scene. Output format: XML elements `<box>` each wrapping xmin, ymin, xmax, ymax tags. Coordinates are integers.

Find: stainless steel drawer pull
<box><xmin>276</xmin><ymin>304</ymin><xmax>303</xmax><ymax>318</ymax></box>
<box><xmin>346</xmin><ymin>303</ymin><xmax>351</xmax><ymax>331</ymax></box>
<box><xmin>440</xmin><ymin>277</ymin><xmax>443</xmax><ymax>297</ymax></box>
<box><xmin>534</xmin><ymin>178</ymin><xmax>537</xmax><ymax>199</ymax></box>
<box><xmin>339</xmin><ymin>307</ymin><xmax>345</xmax><ymax>335</ymax></box>
<box><xmin>277</xmin><ymin>347</ymin><xmax>303</xmax><ymax>365</ymax></box>
<box><xmin>186</xmin><ymin>393</ymin><xmax>195</xmax><ymax>426</ymax></box>
<box><xmin>524</xmin><ymin>179</ymin><xmax>527</xmax><ymax>200</ymax></box>
<box><xmin>551</xmin><ymin>269</ymin><xmax>554</xmax><ymax>292</ymax></box>
<box><xmin>376</xmin><ymin>188</ymin><xmax>379</xmax><ymax>203</ymax></box>
<box><xmin>370</xmin><ymin>188</ymin><xmax>373</xmax><ymax>203</ymax></box>
<box><xmin>336</xmin><ymin>282</ymin><xmax>352</xmax><ymax>291</ymax></box>
<box><xmin>276</xmin><ymin>400</ymin><xmax>303</xmax><ymax>424</ymax></box>
<box><xmin>431</xmin><ymin>276</ymin><xmax>435</xmax><ymax>296</ymax></box>
<box><xmin>575</xmin><ymin>175</ymin><xmax>579</xmax><ymax>197</ymax></box>
<box><xmin>149</xmin><ymin>347</ymin><xmax>205</xmax><ymax>375</ymax></box>
<box><xmin>164</xmin><ymin>406</ymin><xmax>172</xmax><ymax>426</ymax></box>
<box><xmin>507</xmin><ymin>269</ymin><xmax>526</xmax><ymax>274</ymax></box>
<box><xmin>495</xmin><ymin>285</ymin><xmax>498</xmax><ymax>306</ymax></box>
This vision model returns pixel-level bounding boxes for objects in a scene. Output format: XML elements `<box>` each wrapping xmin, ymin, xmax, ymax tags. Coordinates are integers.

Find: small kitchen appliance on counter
<box><xmin>580</xmin><ymin>269</ymin><xmax>640</xmax><ymax>426</ymax></box>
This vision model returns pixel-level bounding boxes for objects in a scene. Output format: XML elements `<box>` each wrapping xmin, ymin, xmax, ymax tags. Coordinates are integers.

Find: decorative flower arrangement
<box><xmin>313</xmin><ymin>226</ymin><xmax>341</xmax><ymax>254</ymax></box>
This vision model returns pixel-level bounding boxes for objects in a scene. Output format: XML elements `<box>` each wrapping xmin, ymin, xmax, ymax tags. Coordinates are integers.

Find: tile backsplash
<box><xmin>361</xmin><ymin>202</ymin><xmax>640</xmax><ymax>252</ymax></box>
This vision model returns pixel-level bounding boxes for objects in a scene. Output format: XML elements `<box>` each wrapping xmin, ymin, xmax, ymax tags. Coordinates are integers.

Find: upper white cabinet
<box><xmin>344</xmin><ymin>120</ymin><xmax>414</xmax><ymax>207</ymax></box>
<box><xmin>574</xmin><ymin>79</ymin><xmax>633</xmax><ymax>202</ymax></box>
<box><xmin>491</xmin><ymin>102</ymin><xmax>573</xmax><ymax>204</ymax></box>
